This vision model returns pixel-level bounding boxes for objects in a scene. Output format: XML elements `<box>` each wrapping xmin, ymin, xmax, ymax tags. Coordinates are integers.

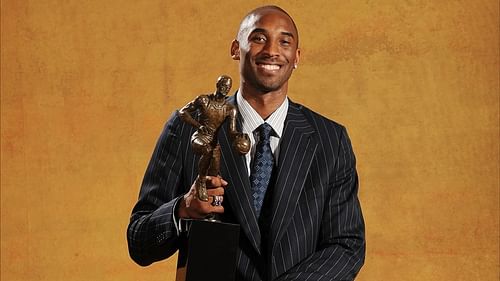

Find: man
<box><xmin>127</xmin><ymin>5</ymin><xmax>365</xmax><ymax>281</ymax></box>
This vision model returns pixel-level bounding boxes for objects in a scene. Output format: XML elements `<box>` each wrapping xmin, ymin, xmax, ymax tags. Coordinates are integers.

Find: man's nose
<box><xmin>262</xmin><ymin>40</ymin><xmax>279</xmax><ymax>57</ymax></box>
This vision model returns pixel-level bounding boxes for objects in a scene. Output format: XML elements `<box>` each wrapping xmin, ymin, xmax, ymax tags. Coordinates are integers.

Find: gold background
<box><xmin>1</xmin><ymin>1</ymin><xmax>498</xmax><ymax>280</ymax></box>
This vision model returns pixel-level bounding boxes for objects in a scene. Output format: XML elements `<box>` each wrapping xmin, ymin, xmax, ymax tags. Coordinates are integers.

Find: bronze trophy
<box><xmin>176</xmin><ymin>75</ymin><xmax>249</xmax><ymax>281</ymax></box>
<box><xmin>179</xmin><ymin>75</ymin><xmax>250</xmax><ymax>203</ymax></box>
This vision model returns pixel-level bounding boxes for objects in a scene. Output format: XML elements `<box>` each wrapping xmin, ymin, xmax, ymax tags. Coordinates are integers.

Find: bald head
<box><xmin>237</xmin><ymin>5</ymin><xmax>299</xmax><ymax>46</ymax></box>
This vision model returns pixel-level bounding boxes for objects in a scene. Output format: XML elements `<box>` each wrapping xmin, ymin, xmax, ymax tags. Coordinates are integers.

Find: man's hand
<box><xmin>178</xmin><ymin>176</ymin><xmax>228</xmax><ymax>219</ymax></box>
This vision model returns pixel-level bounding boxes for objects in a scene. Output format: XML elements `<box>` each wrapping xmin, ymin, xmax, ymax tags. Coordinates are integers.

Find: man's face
<box><xmin>232</xmin><ymin>9</ymin><xmax>300</xmax><ymax>93</ymax></box>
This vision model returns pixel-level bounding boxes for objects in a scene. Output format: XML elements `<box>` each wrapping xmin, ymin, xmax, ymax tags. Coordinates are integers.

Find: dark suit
<box><xmin>127</xmin><ymin>96</ymin><xmax>365</xmax><ymax>280</ymax></box>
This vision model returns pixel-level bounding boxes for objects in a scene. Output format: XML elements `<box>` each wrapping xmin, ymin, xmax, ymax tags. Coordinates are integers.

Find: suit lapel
<box><xmin>219</xmin><ymin>95</ymin><xmax>262</xmax><ymax>255</ymax></box>
<box><xmin>270</xmin><ymin>102</ymin><xmax>318</xmax><ymax>250</ymax></box>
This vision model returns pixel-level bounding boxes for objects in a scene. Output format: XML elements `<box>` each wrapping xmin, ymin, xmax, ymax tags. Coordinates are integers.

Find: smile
<box><xmin>257</xmin><ymin>64</ymin><xmax>281</xmax><ymax>71</ymax></box>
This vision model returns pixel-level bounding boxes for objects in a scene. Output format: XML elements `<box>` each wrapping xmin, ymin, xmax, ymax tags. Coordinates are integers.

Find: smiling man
<box><xmin>128</xmin><ymin>5</ymin><xmax>365</xmax><ymax>281</ymax></box>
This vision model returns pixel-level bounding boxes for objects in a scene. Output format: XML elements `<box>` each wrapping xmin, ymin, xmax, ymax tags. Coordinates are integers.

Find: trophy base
<box><xmin>176</xmin><ymin>219</ymin><xmax>240</xmax><ymax>281</ymax></box>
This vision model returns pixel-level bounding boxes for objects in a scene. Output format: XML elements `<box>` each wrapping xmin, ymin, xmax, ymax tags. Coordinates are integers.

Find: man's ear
<box><xmin>231</xmin><ymin>40</ymin><xmax>240</xmax><ymax>60</ymax></box>
<box><xmin>294</xmin><ymin>48</ymin><xmax>301</xmax><ymax>68</ymax></box>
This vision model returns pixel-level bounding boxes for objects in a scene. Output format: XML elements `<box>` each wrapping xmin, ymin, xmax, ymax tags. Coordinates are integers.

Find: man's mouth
<box><xmin>256</xmin><ymin>63</ymin><xmax>281</xmax><ymax>71</ymax></box>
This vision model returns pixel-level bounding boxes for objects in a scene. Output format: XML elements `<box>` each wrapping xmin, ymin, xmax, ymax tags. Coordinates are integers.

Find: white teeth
<box><xmin>261</xmin><ymin>64</ymin><xmax>280</xmax><ymax>70</ymax></box>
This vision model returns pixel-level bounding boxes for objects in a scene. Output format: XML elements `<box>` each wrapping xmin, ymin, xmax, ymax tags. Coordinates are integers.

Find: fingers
<box><xmin>190</xmin><ymin>197</ymin><xmax>225</xmax><ymax>218</ymax></box>
<box><xmin>178</xmin><ymin>177</ymin><xmax>228</xmax><ymax>219</ymax></box>
<box><xmin>179</xmin><ymin>196</ymin><xmax>223</xmax><ymax>219</ymax></box>
<box><xmin>209</xmin><ymin>195</ymin><xmax>224</xmax><ymax>207</ymax></box>
<box><xmin>205</xmin><ymin>176</ymin><xmax>228</xmax><ymax>189</ymax></box>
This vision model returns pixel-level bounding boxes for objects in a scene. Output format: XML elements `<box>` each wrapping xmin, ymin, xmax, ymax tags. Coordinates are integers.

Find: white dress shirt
<box><xmin>236</xmin><ymin>91</ymin><xmax>289</xmax><ymax>175</ymax></box>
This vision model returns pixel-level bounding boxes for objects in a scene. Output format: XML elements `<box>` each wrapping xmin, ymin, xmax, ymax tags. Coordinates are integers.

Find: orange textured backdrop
<box><xmin>1</xmin><ymin>1</ymin><xmax>498</xmax><ymax>280</ymax></box>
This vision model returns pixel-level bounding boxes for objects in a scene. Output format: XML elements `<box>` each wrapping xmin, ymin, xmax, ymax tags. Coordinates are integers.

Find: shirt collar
<box><xmin>236</xmin><ymin>91</ymin><xmax>288</xmax><ymax>137</ymax></box>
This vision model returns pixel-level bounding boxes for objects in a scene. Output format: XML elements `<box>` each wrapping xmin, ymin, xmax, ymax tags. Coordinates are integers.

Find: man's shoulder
<box><xmin>289</xmin><ymin>100</ymin><xmax>346</xmax><ymax>132</ymax></box>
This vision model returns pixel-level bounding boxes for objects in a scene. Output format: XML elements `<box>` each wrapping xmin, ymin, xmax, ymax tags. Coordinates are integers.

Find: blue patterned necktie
<box><xmin>250</xmin><ymin>123</ymin><xmax>274</xmax><ymax>217</ymax></box>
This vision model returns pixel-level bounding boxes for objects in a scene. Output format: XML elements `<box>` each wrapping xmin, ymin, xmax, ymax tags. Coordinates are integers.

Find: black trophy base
<box><xmin>176</xmin><ymin>219</ymin><xmax>240</xmax><ymax>281</ymax></box>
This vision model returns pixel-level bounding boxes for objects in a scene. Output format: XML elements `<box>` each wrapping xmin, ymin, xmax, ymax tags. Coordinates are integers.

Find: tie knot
<box><xmin>257</xmin><ymin>123</ymin><xmax>273</xmax><ymax>141</ymax></box>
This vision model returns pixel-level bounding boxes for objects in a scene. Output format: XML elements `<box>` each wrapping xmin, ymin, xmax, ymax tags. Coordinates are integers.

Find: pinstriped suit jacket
<box><xmin>127</xmin><ymin>96</ymin><xmax>365</xmax><ymax>280</ymax></box>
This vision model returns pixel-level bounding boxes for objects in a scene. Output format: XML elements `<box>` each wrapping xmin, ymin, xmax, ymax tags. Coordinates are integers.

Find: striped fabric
<box><xmin>127</xmin><ymin>95</ymin><xmax>365</xmax><ymax>280</ymax></box>
<box><xmin>236</xmin><ymin>91</ymin><xmax>288</xmax><ymax>174</ymax></box>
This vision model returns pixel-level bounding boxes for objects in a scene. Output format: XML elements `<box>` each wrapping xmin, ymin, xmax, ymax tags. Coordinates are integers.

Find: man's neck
<box><xmin>239</xmin><ymin>85</ymin><xmax>288</xmax><ymax>120</ymax></box>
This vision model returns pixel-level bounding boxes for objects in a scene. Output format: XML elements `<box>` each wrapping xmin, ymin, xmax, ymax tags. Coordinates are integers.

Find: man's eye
<box><xmin>252</xmin><ymin>36</ymin><xmax>266</xmax><ymax>42</ymax></box>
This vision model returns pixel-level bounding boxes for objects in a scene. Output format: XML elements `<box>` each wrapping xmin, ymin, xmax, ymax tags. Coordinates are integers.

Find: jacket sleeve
<box><xmin>127</xmin><ymin>112</ymin><xmax>189</xmax><ymax>266</ymax></box>
<box><xmin>277</xmin><ymin>127</ymin><xmax>366</xmax><ymax>280</ymax></box>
